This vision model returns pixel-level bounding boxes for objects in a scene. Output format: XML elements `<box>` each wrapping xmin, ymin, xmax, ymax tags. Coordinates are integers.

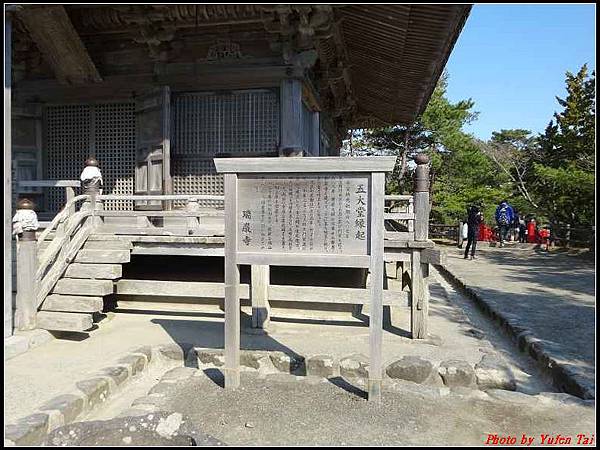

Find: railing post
<box><xmin>66</xmin><ymin>186</ymin><xmax>75</xmax><ymax>216</ymax></box>
<box><xmin>411</xmin><ymin>154</ymin><xmax>431</xmax><ymax>339</ymax></box>
<box><xmin>186</xmin><ymin>198</ymin><xmax>200</xmax><ymax>234</ymax></box>
<box><xmin>12</xmin><ymin>199</ymin><xmax>39</xmax><ymax>331</ymax></box>
<box><xmin>457</xmin><ymin>220</ymin><xmax>463</xmax><ymax>248</ymax></box>
<box><xmin>413</xmin><ymin>154</ymin><xmax>430</xmax><ymax>241</ymax></box>
<box><xmin>565</xmin><ymin>223</ymin><xmax>571</xmax><ymax>248</ymax></box>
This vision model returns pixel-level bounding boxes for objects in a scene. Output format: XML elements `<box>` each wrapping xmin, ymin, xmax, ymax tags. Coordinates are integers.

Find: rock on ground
<box><xmin>44</xmin><ymin>412</ymin><xmax>224</xmax><ymax>446</ymax></box>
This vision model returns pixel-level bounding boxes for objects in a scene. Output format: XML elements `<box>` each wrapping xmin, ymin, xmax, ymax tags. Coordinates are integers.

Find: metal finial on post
<box><xmin>80</xmin><ymin>156</ymin><xmax>102</xmax><ymax>196</ymax></box>
<box><xmin>80</xmin><ymin>157</ymin><xmax>104</xmax><ymax>227</ymax></box>
<box><xmin>413</xmin><ymin>154</ymin><xmax>430</xmax><ymax>241</ymax></box>
<box><xmin>12</xmin><ymin>198</ymin><xmax>39</xmax><ymax>240</ymax></box>
<box><xmin>12</xmin><ymin>198</ymin><xmax>39</xmax><ymax>330</ymax></box>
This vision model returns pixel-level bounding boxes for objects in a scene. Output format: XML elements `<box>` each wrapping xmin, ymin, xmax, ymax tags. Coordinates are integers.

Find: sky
<box><xmin>444</xmin><ymin>4</ymin><xmax>596</xmax><ymax>140</ymax></box>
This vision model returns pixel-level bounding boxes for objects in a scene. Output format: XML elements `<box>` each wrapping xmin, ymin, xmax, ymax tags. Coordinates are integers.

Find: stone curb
<box><xmin>4</xmin><ymin>343</ymin><xmax>190</xmax><ymax>446</ymax></box>
<box><xmin>191</xmin><ymin>348</ymin><xmax>516</xmax><ymax>392</ymax></box>
<box><xmin>436</xmin><ymin>263</ymin><xmax>595</xmax><ymax>400</ymax></box>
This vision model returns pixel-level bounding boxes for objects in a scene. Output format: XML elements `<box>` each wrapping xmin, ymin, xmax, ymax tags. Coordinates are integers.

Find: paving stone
<box><xmin>118</xmin><ymin>353</ymin><xmax>147</xmax><ymax>376</ymax></box>
<box><xmin>76</xmin><ymin>378</ymin><xmax>111</xmax><ymax>411</ymax></box>
<box><xmin>437</xmin><ymin>360</ymin><xmax>476</xmax><ymax>388</ymax></box>
<box><xmin>5</xmin><ymin>413</ymin><xmax>49</xmax><ymax>446</ymax></box>
<box><xmin>339</xmin><ymin>354</ymin><xmax>369</xmax><ymax>379</ymax></box>
<box><xmin>149</xmin><ymin>382</ymin><xmax>178</xmax><ymax>396</ymax></box>
<box><xmin>306</xmin><ymin>355</ymin><xmax>336</xmax><ymax>378</ymax></box>
<box><xmin>39</xmin><ymin>394</ymin><xmax>85</xmax><ymax>424</ymax></box>
<box><xmin>474</xmin><ymin>354</ymin><xmax>517</xmax><ymax>391</ymax></box>
<box><xmin>158</xmin><ymin>344</ymin><xmax>186</xmax><ymax>362</ymax></box>
<box><xmin>195</xmin><ymin>348</ymin><xmax>225</xmax><ymax>367</ymax></box>
<box><xmin>269</xmin><ymin>352</ymin><xmax>306</xmax><ymax>375</ymax></box>
<box><xmin>385</xmin><ymin>356</ymin><xmax>434</xmax><ymax>384</ymax></box>
<box><xmin>161</xmin><ymin>366</ymin><xmax>197</xmax><ymax>382</ymax></box>
<box><xmin>99</xmin><ymin>366</ymin><xmax>130</xmax><ymax>386</ymax></box>
<box><xmin>44</xmin><ymin>412</ymin><xmax>224</xmax><ymax>446</ymax></box>
<box><xmin>131</xmin><ymin>345</ymin><xmax>153</xmax><ymax>364</ymax></box>
<box><xmin>240</xmin><ymin>350</ymin><xmax>266</xmax><ymax>370</ymax></box>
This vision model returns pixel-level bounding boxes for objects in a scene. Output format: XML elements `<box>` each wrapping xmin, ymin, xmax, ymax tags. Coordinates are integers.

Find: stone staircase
<box><xmin>36</xmin><ymin>238</ymin><xmax>132</xmax><ymax>333</ymax></box>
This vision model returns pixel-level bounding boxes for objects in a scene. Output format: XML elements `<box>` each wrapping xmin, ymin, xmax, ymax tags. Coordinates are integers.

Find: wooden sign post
<box><xmin>215</xmin><ymin>156</ymin><xmax>396</xmax><ymax>402</ymax></box>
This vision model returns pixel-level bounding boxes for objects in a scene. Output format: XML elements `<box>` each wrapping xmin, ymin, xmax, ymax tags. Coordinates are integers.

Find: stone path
<box><xmin>441</xmin><ymin>244</ymin><xmax>595</xmax><ymax>397</ymax></box>
<box><xmin>5</xmin><ymin>269</ymin><xmax>554</xmax><ymax>424</ymax></box>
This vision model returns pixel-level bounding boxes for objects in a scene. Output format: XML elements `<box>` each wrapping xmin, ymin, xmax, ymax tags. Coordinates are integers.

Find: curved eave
<box><xmin>337</xmin><ymin>4</ymin><xmax>472</xmax><ymax>128</ymax></box>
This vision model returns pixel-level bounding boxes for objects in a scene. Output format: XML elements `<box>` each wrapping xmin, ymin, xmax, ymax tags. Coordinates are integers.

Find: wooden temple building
<box><xmin>4</xmin><ymin>4</ymin><xmax>471</xmax><ymax>338</ymax></box>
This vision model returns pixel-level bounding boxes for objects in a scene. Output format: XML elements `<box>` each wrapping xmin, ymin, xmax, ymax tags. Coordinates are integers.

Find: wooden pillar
<box><xmin>311</xmin><ymin>111</ymin><xmax>320</xmax><ymax>156</ymax></box>
<box><xmin>4</xmin><ymin>10</ymin><xmax>13</xmax><ymax>337</ymax></box>
<box><xmin>368</xmin><ymin>172</ymin><xmax>385</xmax><ymax>403</ymax></box>
<box><xmin>251</xmin><ymin>265</ymin><xmax>270</xmax><ymax>329</ymax></box>
<box><xmin>411</xmin><ymin>154</ymin><xmax>431</xmax><ymax>339</ymax></box>
<box><xmin>224</xmin><ymin>173</ymin><xmax>240</xmax><ymax>389</ymax></box>
<box><xmin>413</xmin><ymin>154</ymin><xmax>430</xmax><ymax>242</ymax></box>
<box><xmin>15</xmin><ymin>230</ymin><xmax>37</xmax><ymax>330</ymax></box>
<box><xmin>410</xmin><ymin>250</ymin><xmax>430</xmax><ymax>339</ymax></box>
<box><xmin>279</xmin><ymin>78</ymin><xmax>303</xmax><ymax>156</ymax></box>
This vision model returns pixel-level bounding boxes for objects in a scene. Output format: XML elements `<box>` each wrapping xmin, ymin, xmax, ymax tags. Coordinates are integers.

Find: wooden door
<box><xmin>135</xmin><ymin>86</ymin><xmax>171</xmax><ymax>210</ymax></box>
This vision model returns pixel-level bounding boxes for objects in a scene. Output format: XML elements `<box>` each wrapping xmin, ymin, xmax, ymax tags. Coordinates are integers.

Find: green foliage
<box><xmin>342</xmin><ymin>66</ymin><xmax>595</xmax><ymax>227</ymax></box>
<box><xmin>530</xmin><ymin>65</ymin><xmax>595</xmax><ymax>226</ymax></box>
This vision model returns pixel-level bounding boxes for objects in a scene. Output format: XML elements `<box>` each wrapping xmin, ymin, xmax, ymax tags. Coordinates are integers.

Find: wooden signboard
<box><xmin>215</xmin><ymin>156</ymin><xmax>396</xmax><ymax>403</ymax></box>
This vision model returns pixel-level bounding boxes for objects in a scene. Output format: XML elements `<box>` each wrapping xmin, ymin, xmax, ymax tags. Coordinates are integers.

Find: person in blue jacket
<box><xmin>495</xmin><ymin>199</ymin><xmax>514</xmax><ymax>247</ymax></box>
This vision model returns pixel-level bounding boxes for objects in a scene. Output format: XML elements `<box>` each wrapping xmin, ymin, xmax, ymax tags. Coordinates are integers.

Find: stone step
<box><xmin>36</xmin><ymin>311</ymin><xmax>94</xmax><ymax>332</ymax></box>
<box><xmin>41</xmin><ymin>294</ymin><xmax>104</xmax><ymax>313</ymax></box>
<box><xmin>65</xmin><ymin>263</ymin><xmax>122</xmax><ymax>280</ymax></box>
<box><xmin>52</xmin><ymin>278</ymin><xmax>114</xmax><ymax>296</ymax></box>
<box><xmin>74</xmin><ymin>249</ymin><xmax>130</xmax><ymax>264</ymax></box>
<box><xmin>83</xmin><ymin>239</ymin><xmax>132</xmax><ymax>250</ymax></box>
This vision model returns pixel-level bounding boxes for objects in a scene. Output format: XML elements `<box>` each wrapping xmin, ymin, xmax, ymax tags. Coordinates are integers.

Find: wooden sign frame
<box><xmin>215</xmin><ymin>156</ymin><xmax>396</xmax><ymax>402</ymax></box>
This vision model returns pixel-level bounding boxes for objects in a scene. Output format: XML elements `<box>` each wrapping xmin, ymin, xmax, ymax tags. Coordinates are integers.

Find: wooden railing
<box><xmin>384</xmin><ymin>195</ymin><xmax>415</xmax><ymax>241</ymax></box>
<box><xmin>18</xmin><ymin>180</ymin><xmax>81</xmax><ymax>218</ymax></box>
<box><xmin>549</xmin><ymin>224</ymin><xmax>594</xmax><ymax>249</ymax></box>
<box><xmin>429</xmin><ymin>223</ymin><xmax>458</xmax><ymax>242</ymax></box>
<box><xmin>35</xmin><ymin>195</ymin><xmax>92</xmax><ymax>307</ymax></box>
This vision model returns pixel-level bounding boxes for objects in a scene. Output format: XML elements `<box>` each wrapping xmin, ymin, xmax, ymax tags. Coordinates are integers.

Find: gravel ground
<box><xmin>152</xmin><ymin>371</ymin><xmax>595</xmax><ymax>446</ymax></box>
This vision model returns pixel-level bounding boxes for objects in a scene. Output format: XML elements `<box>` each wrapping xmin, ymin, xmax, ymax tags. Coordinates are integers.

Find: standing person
<box><xmin>512</xmin><ymin>210</ymin><xmax>520</xmax><ymax>242</ymax></box>
<box><xmin>495</xmin><ymin>199</ymin><xmax>514</xmax><ymax>247</ymax></box>
<box><xmin>461</xmin><ymin>220</ymin><xmax>468</xmax><ymax>248</ymax></box>
<box><xmin>518</xmin><ymin>217</ymin><xmax>527</xmax><ymax>243</ymax></box>
<box><xmin>464</xmin><ymin>204</ymin><xmax>483</xmax><ymax>260</ymax></box>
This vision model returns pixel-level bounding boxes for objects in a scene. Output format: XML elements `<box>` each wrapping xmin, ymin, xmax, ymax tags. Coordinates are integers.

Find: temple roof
<box><xmin>12</xmin><ymin>4</ymin><xmax>471</xmax><ymax>128</ymax></box>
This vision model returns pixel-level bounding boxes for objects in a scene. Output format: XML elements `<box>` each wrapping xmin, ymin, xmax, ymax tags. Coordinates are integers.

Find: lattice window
<box><xmin>94</xmin><ymin>103</ymin><xmax>136</xmax><ymax>211</ymax></box>
<box><xmin>45</xmin><ymin>105</ymin><xmax>91</xmax><ymax>212</ymax></box>
<box><xmin>172</xmin><ymin>89</ymin><xmax>279</xmax><ymax>207</ymax></box>
<box><xmin>45</xmin><ymin>102</ymin><xmax>135</xmax><ymax>212</ymax></box>
<box><xmin>172</xmin><ymin>159</ymin><xmax>223</xmax><ymax>208</ymax></box>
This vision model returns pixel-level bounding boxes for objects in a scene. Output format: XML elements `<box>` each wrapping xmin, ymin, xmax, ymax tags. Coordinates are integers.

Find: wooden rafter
<box><xmin>16</xmin><ymin>5</ymin><xmax>102</xmax><ymax>85</ymax></box>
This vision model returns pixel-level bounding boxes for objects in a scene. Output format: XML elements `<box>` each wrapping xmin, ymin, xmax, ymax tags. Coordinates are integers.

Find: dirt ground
<box><xmin>149</xmin><ymin>370</ymin><xmax>596</xmax><ymax>446</ymax></box>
